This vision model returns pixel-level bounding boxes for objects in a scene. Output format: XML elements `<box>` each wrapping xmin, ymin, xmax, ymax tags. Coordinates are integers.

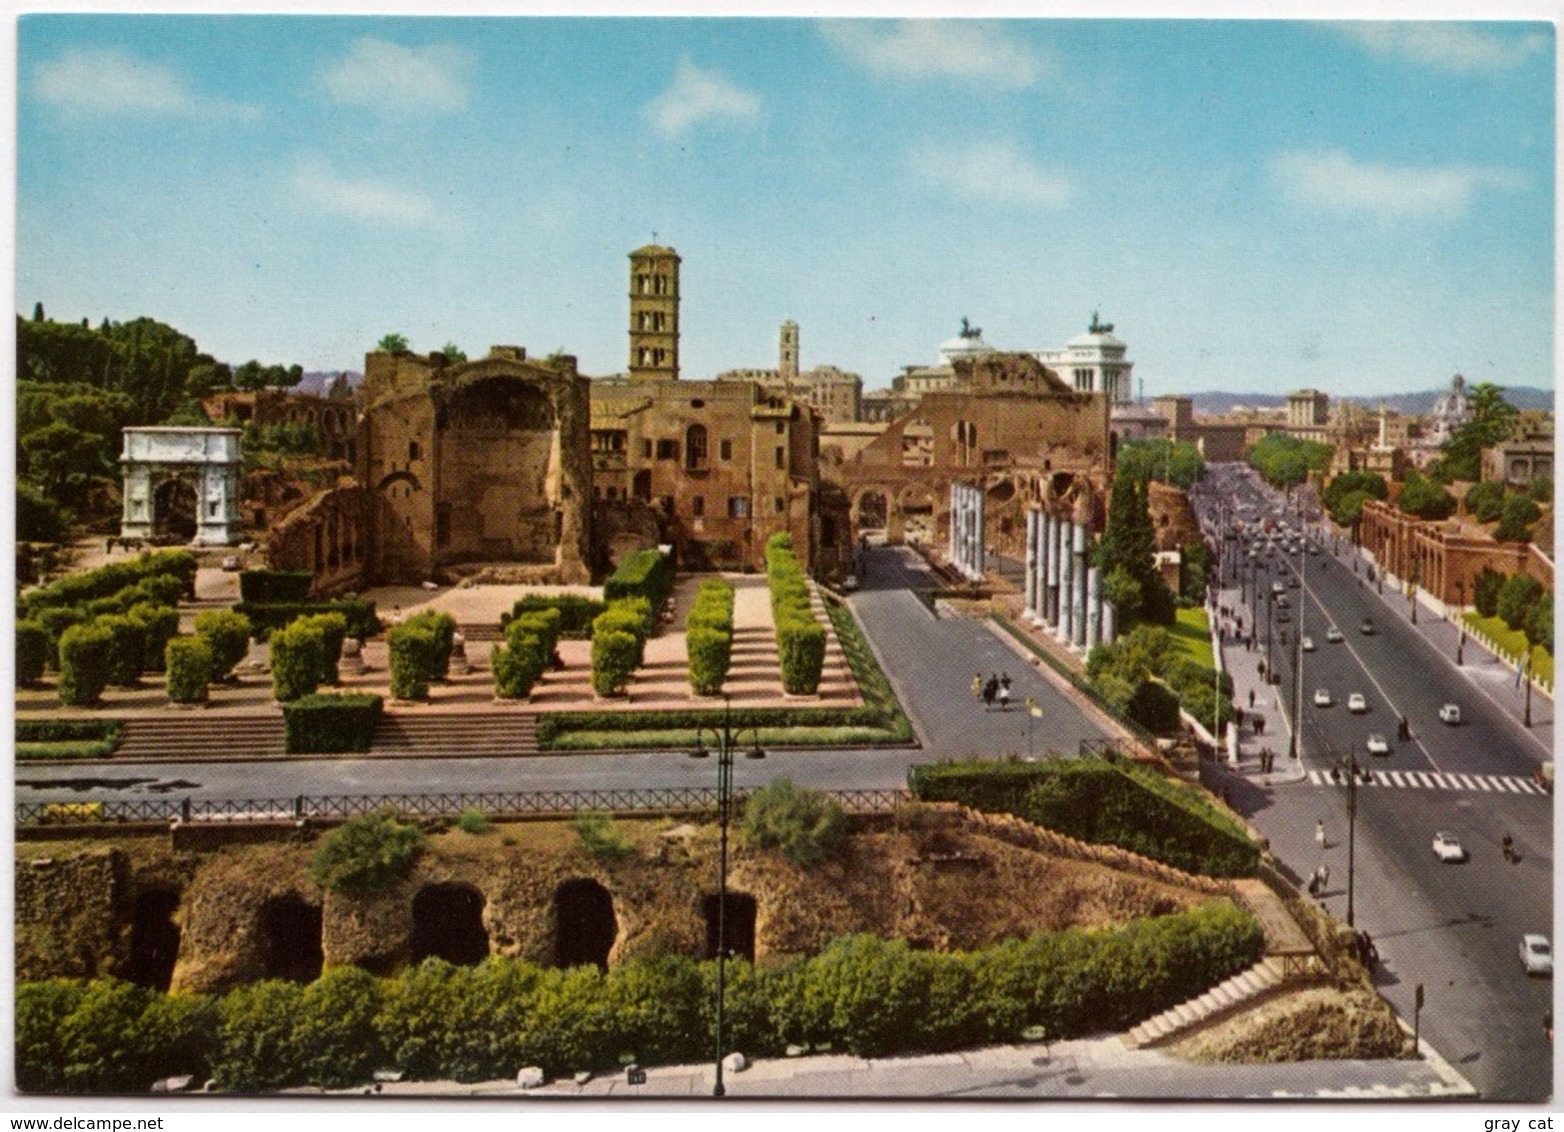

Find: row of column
<box><xmin>948</xmin><ymin>482</ymin><xmax>985</xmax><ymax>582</ymax></box>
<box><xmin>1023</xmin><ymin>506</ymin><xmax>1116</xmax><ymax>651</ymax></box>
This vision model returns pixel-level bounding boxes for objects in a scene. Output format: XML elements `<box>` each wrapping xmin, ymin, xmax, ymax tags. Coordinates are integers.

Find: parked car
<box><xmin>1520</xmin><ymin>934</ymin><xmax>1553</xmax><ymax>977</ymax></box>
<box><xmin>1431</xmin><ymin>832</ymin><xmax>1467</xmax><ymax>862</ymax></box>
<box><xmin>1326</xmin><ymin>626</ymin><xmax>1344</xmax><ymax>642</ymax></box>
<box><xmin>840</xmin><ymin>575</ymin><xmax>859</xmax><ymax>592</ymax></box>
<box><xmin>1302</xmin><ymin>636</ymin><xmax>1315</xmax><ymax>652</ymax></box>
<box><xmin>1272</xmin><ymin>581</ymin><xmax>1285</xmax><ymax>595</ymax></box>
<box><xmin>1313</xmin><ymin>688</ymin><xmax>1333</xmax><ymax>707</ymax></box>
<box><xmin>1438</xmin><ymin>703</ymin><xmax>1461</xmax><ymax>725</ymax></box>
<box><xmin>1365</xmin><ymin>733</ymin><xmax>1390</xmax><ymax>756</ymax></box>
<box><xmin>1348</xmin><ymin>693</ymin><xmax>1367</xmax><ymax>713</ymax></box>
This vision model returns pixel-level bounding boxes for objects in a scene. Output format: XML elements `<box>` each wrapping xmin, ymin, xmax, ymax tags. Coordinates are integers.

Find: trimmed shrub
<box><xmin>194</xmin><ymin>608</ymin><xmax>253</xmax><ymax>679</ymax></box>
<box><xmin>310</xmin><ymin>810</ymin><xmax>425</xmax><ymax>896</ymax></box>
<box><xmin>777</xmin><ymin>616</ymin><xmax>826</xmax><ymax>695</ymax></box>
<box><xmin>293</xmin><ymin>967</ymin><xmax>385</xmax><ymax>1090</ymax></box>
<box><xmin>132</xmin><ymin>573</ymin><xmax>187</xmax><ymax>608</ymax></box>
<box><xmin>387</xmin><ymin>623</ymin><xmax>438</xmax><ymax>701</ymax></box>
<box><xmin>234</xmin><ymin>600</ymin><xmax>380</xmax><ymax>641</ymax></box>
<box><xmin>403</xmin><ymin>610</ymin><xmax>456</xmax><ymax>680</ymax></box>
<box><xmin>17</xmin><ymin>620</ymin><xmax>49</xmax><ymax>686</ymax></box>
<box><xmin>591</xmin><ymin>630</ymin><xmax>639</xmax><ymax>697</ymax></box>
<box><xmin>18</xmin><ymin>550</ymin><xmax>195</xmax><ymax>620</ymax></box>
<box><xmin>502</xmin><ymin>595</ymin><xmax>606</xmax><ymax>639</ymax></box>
<box><xmin>269</xmin><ymin>619</ymin><xmax>324</xmax><ymax>703</ymax></box>
<box><xmin>283</xmin><ymin>693</ymin><xmax>383</xmax><ymax>754</ymax></box>
<box><xmin>17</xmin><ymin>719</ymin><xmax>122</xmax><ymax>744</ymax></box>
<box><xmin>572</xmin><ymin>810</ymin><xmax>632</xmax><ymax>860</ymax></box>
<box><xmin>603</xmin><ymin>549</ymin><xmax>674</xmax><ymax>614</ymax></box>
<box><xmin>510</xmin><ymin>607</ymin><xmax>562</xmax><ymax>659</ymax></box>
<box><xmin>458</xmin><ymin>809</ymin><xmax>489</xmax><ymax>834</ymax></box>
<box><xmin>128</xmin><ymin>602</ymin><xmax>180</xmax><ymax>673</ymax></box>
<box><xmin>742</xmin><ymin>777</ymin><xmax>846</xmax><ymax>866</ymax></box>
<box><xmin>36</xmin><ymin>605</ymin><xmax>86</xmax><ymax>669</ymax></box>
<box><xmin>687</xmin><ymin>626</ymin><xmax>733</xmax><ymax>696</ymax></box>
<box><xmin>594</xmin><ymin>602</ymin><xmax>649</xmax><ymax>666</ymax></box>
<box><xmin>95</xmin><ymin>614</ymin><xmax>146</xmax><ymax>687</ymax></box>
<box><xmin>57</xmin><ymin>623</ymin><xmax>115</xmax><ymax>705</ymax></box>
<box><xmin>164</xmin><ymin>636</ymin><xmax>213</xmax><ymax>704</ymax></box>
<box><xmin>295</xmin><ymin>611</ymin><xmax>348</xmax><ymax>685</ymax></box>
<box><xmin>492</xmin><ymin>632</ymin><xmax>547</xmax><ymax>700</ymax></box>
<box><xmin>213</xmin><ymin>979</ymin><xmax>305</xmax><ymax>1093</ymax></box>
<box><xmin>238</xmin><ymin>569</ymin><xmax>315</xmax><ymax>604</ymax></box>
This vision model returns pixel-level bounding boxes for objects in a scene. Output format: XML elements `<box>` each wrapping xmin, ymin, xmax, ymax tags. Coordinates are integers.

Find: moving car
<box><xmin>1313</xmin><ymin>688</ymin><xmax>1333</xmax><ymax>707</ymax></box>
<box><xmin>1365</xmin><ymin>733</ymin><xmax>1390</xmax><ymax>755</ymax></box>
<box><xmin>1272</xmin><ymin>581</ymin><xmax>1285</xmax><ymax>595</ymax></box>
<box><xmin>1326</xmin><ymin>626</ymin><xmax>1344</xmax><ymax>643</ymax></box>
<box><xmin>1348</xmin><ymin>693</ymin><xmax>1367</xmax><ymax>713</ymax></box>
<box><xmin>1431</xmin><ymin>832</ymin><xmax>1467</xmax><ymax>862</ymax></box>
<box><xmin>1301</xmin><ymin>636</ymin><xmax>1315</xmax><ymax>652</ymax></box>
<box><xmin>1438</xmin><ymin>703</ymin><xmax>1461</xmax><ymax>725</ymax></box>
<box><xmin>1520</xmin><ymin>935</ymin><xmax>1553</xmax><ymax>977</ymax></box>
<box><xmin>1360</xmin><ymin>618</ymin><xmax>1376</xmax><ymax>635</ymax></box>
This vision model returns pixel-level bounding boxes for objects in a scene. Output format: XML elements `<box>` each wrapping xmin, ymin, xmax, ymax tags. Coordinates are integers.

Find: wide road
<box><xmin>1201</xmin><ymin>462</ymin><xmax>1553</xmax><ymax>1101</ymax></box>
<box><xmin>17</xmin><ymin>545</ymin><xmax>1114</xmax><ymax>803</ymax></box>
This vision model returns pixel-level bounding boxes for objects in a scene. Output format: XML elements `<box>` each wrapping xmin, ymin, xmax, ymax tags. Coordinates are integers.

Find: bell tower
<box><xmin>628</xmin><ymin>244</ymin><xmax>680</xmax><ymax>382</ymax></box>
<box><xmin>779</xmin><ymin>319</ymin><xmax>800</xmax><ymax>384</ymax></box>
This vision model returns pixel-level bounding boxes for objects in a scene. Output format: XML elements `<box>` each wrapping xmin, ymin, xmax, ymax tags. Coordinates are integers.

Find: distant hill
<box><xmin>288</xmin><ymin>370</ymin><xmax>363</xmax><ymax>397</ymax></box>
<box><xmin>1183</xmin><ymin>386</ymin><xmax>1553</xmax><ymax>416</ymax></box>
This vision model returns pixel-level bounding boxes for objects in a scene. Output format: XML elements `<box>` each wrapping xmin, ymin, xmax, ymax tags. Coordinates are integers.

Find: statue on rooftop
<box><xmin>959</xmin><ymin>317</ymin><xmax>982</xmax><ymax>340</ymax></box>
<box><xmin>1089</xmin><ymin>310</ymin><xmax>1115</xmax><ymax>334</ymax></box>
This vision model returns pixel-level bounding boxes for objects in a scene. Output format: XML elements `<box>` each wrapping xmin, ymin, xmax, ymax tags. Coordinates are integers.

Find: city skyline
<box><xmin>15</xmin><ymin>13</ymin><xmax>1556</xmax><ymax>397</ymax></box>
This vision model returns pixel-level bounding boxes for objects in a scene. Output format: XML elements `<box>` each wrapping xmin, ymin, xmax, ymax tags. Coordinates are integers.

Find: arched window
<box><xmin>686</xmin><ymin>423</ymin><xmax>709</xmax><ymax>470</ymax></box>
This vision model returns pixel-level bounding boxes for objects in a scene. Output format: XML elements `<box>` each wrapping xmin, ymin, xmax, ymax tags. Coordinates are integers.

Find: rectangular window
<box><xmin>775</xmin><ymin>421</ymin><xmax>785</xmax><ymax>434</ymax></box>
<box><xmin>728</xmin><ymin>496</ymin><xmax>750</xmax><ymax>519</ymax></box>
<box><xmin>774</xmin><ymin>496</ymin><xmax>785</xmax><ymax>514</ymax></box>
<box><xmin>643</xmin><ymin>439</ymin><xmax>653</xmax><ymax>459</ymax></box>
<box><xmin>692</xmin><ymin>496</ymin><xmax>704</xmax><ymax>517</ymax></box>
<box><xmin>720</xmin><ymin>438</ymin><xmax>733</xmax><ymax>461</ymax></box>
<box><xmin>656</xmin><ymin>439</ymin><xmax>679</xmax><ymax>460</ymax></box>
<box><xmin>775</xmin><ymin>446</ymin><xmax>785</xmax><ymax>469</ymax></box>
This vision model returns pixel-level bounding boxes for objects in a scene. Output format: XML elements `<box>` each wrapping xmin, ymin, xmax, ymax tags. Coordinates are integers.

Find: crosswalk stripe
<box><xmin>1389</xmin><ymin>771</ymin><xmax>1407</xmax><ymax>787</ymax></box>
<box><xmin>1489</xmin><ymin>776</ymin><xmax>1514</xmax><ymax>793</ymax></box>
<box><xmin>1303</xmin><ymin>770</ymin><xmax>1542</xmax><ymax>795</ymax></box>
<box><xmin>1471</xmin><ymin>775</ymin><xmax>1493</xmax><ymax>792</ymax></box>
<box><xmin>1513</xmin><ymin>779</ymin><xmax>1538</xmax><ymax>795</ymax></box>
<box><xmin>1423</xmin><ymin>773</ymin><xmax>1444</xmax><ymax>789</ymax></box>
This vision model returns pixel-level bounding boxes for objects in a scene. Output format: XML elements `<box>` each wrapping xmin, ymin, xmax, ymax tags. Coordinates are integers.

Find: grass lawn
<box><xmin>1462</xmin><ymin>613</ymin><xmax>1554</xmax><ymax>686</ymax></box>
<box><xmin>1171</xmin><ymin>607</ymin><xmax>1215</xmax><ymax>670</ymax></box>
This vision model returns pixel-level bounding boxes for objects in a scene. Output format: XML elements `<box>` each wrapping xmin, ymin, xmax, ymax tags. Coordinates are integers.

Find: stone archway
<box><xmin>553</xmin><ymin>878</ymin><xmax>617</xmax><ymax>971</ymax></box>
<box><xmin>152</xmin><ymin>478</ymin><xmax>199</xmax><ymax>543</ymax></box>
<box><xmin>125</xmin><ymin>890</ymin><xmax>181</xmax><ymax>991</ymax></box>
<box><xmin>260</xmin><ymin>895</ymin><xmax>323</xmax><ymax>984</ymax></box>
<box><xmin>701</xmin><ymin>892</ymin><xmax>757</xmax><ymax>962</ymax></box>
<box><xmin>854</xmin><ymin>489</ymin><xmax>889</xmax><ymax>533</ymax></box>
<box><xmin>410</xmin><ymin>883</ymin><xmax>489</xmax><ymax>966</ymax></box>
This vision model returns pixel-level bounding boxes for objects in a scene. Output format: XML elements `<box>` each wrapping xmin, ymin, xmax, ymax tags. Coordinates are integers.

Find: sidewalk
<box><xmin>1208</xmin><ymin>579</ymin><xmax>1307</xmax><ymax>789</ymax></box>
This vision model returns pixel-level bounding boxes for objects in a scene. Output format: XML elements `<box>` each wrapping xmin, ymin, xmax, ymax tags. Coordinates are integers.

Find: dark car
<box><xmin>1360</xmin><ymin>618</ymin><xmax>1375</xmax><ymax>635</ymax></box>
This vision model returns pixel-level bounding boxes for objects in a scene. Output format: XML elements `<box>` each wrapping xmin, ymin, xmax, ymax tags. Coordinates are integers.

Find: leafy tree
<box><xmin>1494</xmin><ymin>494</ymin><xmax>1541</xmax><ymax>543</ymax></box>
<box><xmin>1331</xmin><ymin>489</ymin><xmax>1373</xmax><ymax>530</ymax></box>
<box><xmin>1473</xmin><ymin>567</ymin><xmax>1506</xmax><ymax>617</ymax></box>
<box><xmin>1527</xmin><ymin>476</ymin><xmax>1553</xmax><ymax>505</ymax></box>
<box><xmin>1525</xmin><ymin>592</ymin><xmax>1553</xmax><ymax>654</ymax></box>
<box><xmin>1397</xmin><ymin>473</ymin><xmax>1456</xmax><ymax>521</ymax></box>
<box><xmin>1180</xmin><ymin>539</ymin><xmax>1211</xmax><ymax>603</ymax></box>
<box><xmin>1095</xmin><ymin>471</ymin><xmax>1173</xmax><ymax>627</ymax></box>
<box><xmin>20</xmin><ymin>420</ymin><xmax>108</xmax><ymax>503</ymax></box>
<box><xmin>1431</xmin><ymin>382</ymin><xmax>1517</xmax><ymax>483</ymax></box>
<box><xmin>17</xmin><ymin>481</ymin><xmax>71</xmax><ymax>542</ymax></box>
<box><xmin>377</xmin><ymin>333</ymin><xmax>410</xmax><ymax>354</ymax></box>
<box><xmin>1323</xmin><ymin>471</ymin><xmax>1387</xmax><ymax>526</ymax></box>
<box><xmin>1496</xmin><ymin>574</ymin><xmax>1544</xmax><ymax>632</ymax></box>
<box><xmin>310</xmin><ymin>810</ymin><xmax>425</xmax><ymax>895</ymax></box>
<box><xmin>213</xmin><ymin>980</ymin><xmax>305</xmax><ymax>1093</ymax></box>
<box><xmin>32</xmin><ymin>301</ymin><xmax>45</xmax><ymax>322</ymax></box>
<box><xmin>741</xmin><ymin>777</ymin><xmax>846</xmax><ymax>867</ymax></box>
<box><xmin>1463</xmin><ymin>479</ymin><xmax>1507</xmax><ymax>523</ymax></box>
<box><xmin>1115</xmin><ymin>438</ymin><xmax>1205</xmax><ymax>490</ymax></box>
<box><xmin>1245</xmin><ymin>433</ymin><xmax>1331</xmax><ymax>489</ymax></box>
<box><xmin>440</xmin><ymin>342</ymin><xmax>468</xmax><ymax>363</ymax></box>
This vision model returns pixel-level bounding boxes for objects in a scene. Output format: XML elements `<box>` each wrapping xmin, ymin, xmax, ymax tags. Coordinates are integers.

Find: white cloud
<box><xmin>33</xmin><ymin>47</ymin><xmax>255</xmax><ymax>118</ymax></box>
<box><xmin>1269</xmin><ymin>149</ymin><xmax>1522</xmax><ymax>220</ymax></box>
<box><xmin>1336</xmin><ymin>22</ymin><xmax>1549</xmax><ymax>73</ymax></box>
<box><xmin>822</xmin><ymin>21</ymin><xmax>1048</xmax><ymax>89</ymax></box>
<box><xmin>292</xmin><ymin>160</ymin><xmax>439</xmax><ymax>227</ymax></box>
<box><xmin>912</xmin><ymin>139</ymin><xmax>1072</xmax><ymax>208</ymax></box>
<box><xmin>644</xmin><ymin>59</ymin><xmax>760</xmax><ymax>137</ymax></box>
<box><xmin>321</xmin><ymin>38</ymin><xmax>470</xmax><ymax>113</ymax></box>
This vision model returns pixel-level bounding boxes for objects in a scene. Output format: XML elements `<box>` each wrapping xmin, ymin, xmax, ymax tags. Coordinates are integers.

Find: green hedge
<box><xmin>501</xmin><ymin>595</ymin><xmax>606</xmax><ymax>639</ymax></box>
<box><xmin>194</xmin><ymin>609</ymin><xmax>253</xmax><ymax>680</ymax></box>
<box><xmin>18</xmin><ymin>549</ymin><xmax>196</xmax><ymax>620</ymax></box>
<box><xmin>17</xmin><ymin>620</ymin><xmax>48</xmax><ymax>686</ymax></box>
<box><xmin>510</xmin><ymin>608</ymin><xmax>562</xmax><ymax>660</ymax></box>
<box><xmin>16</xmin><ymin>901</ymin><xmax>1261</xmax><ymax>1091</ymax></box>
<box><xmin>15</xmin><ymin>719</ymin><xmax>123</xmax><ymax>761</ymax></box>
<box><xmin>283</xmin><ymin>693</ymin><xmax>384</xmax><ymax>754</ymax></box>
<box><xmin>239</xmin><ymin>570</ymin><xmax>316</xmax><ymax>604</ymax></box>
<box><xmin>402</xmin><ymin>611</ymin><xmax>456</xmax><ymax>680</ymax></box>
<box><xmin>36</xmin><ymin>606</ymin><xmax>87</xmax><ymax>670</ymax></box>
<box><xmin>164</xmin><ymin>636</ymin><xmax>213</xmax><ymax>704</ymax></box>
<box><xmin>270</xmin><ymin>620</ymin><xmax>324</xmax><ymax>703</ymax></box>
<box><xmin>603</xmin><ymin>549</ymin><xmax>674</xmax><ymax>614</ymax></box>
<box><xmin>295</xmin><ymin>612</ymin><xmax>348</xmax><ymax>685</ymax></box>
<box><xmin>234</xmin><ymin>600</ymin><xmax>380</xmax><ymax>642</ymax></box>
<box><xmin>591</xmin><ymin>630</ymin><xmax>640</xmax><ymax>697</ymax></box>
<box><xmin>909</xmin><ymin>757</ymin><xmax>1260</xmax><ymax>878</ymax></box>
<box><xmin>129</xmin><ymin>603</ymin><xmax>181</xmax><ymax>674</ymax></box>
<box><xmin>766</xmin><ymin>539</ymin><xmax>824</xmax><ymax>695</ymax></box>
<box><xmin>387</xmin><ymin>624</ymin><xmax>437</xmax><ymax>701</ymax></box>
<box><xmin>687</xmin><ymin>579</ymin><xmax>736</xmax><ymax>695</ymax></box>
<box><xmin>57</xmin><ymin>622</ymin><xmax>114</xmax><ymax>706</ymax></box>
<box><xmin>94</xmin><ymin>614</ymin><xmax>146</xmax><ymax>687</ymax></box>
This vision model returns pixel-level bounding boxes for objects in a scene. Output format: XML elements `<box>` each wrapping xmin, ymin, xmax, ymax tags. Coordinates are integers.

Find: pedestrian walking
<box><xmin>972</xmin><ymin>673</ymin><xmax>983</xmax><ymax>701</ymax></box>
<box><xmin>1315</xmin><ymin>819</ymin><xmax>1326</xmax><ymax>849</ymax></box>
<box><xmin>1248</xmin><ymin>688</ymin><xmax>1255</xmax><ymax>708</ymax></box>
<box><xmin>998</xmin><ymin>673</ymin><xmax>1012</xmax><ymax>711</ymax></box>
<box><xmin>982</xmin><ymin>675</ymin><xmax>998</xmax><ymax>712</ymax></box>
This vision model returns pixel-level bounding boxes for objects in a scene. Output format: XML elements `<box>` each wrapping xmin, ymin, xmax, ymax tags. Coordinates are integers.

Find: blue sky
<box><xmin>14</xmin><ymin>13</ymin><xmax>1556</xmax><ymax>397</ymax></box>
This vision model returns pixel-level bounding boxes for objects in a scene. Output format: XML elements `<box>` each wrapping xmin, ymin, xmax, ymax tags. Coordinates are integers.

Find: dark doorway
<box><xmin>632</xmin><ymin>469</ymin><xmax>653</xmax><ymax>503</ymax></box>
<box><xmin>701</xmin><ymin>892</ymin><xmax>757</xmax><ymax>962</ymax></box>
<box><xmin>124</xmin><ymin>890</ymin><xmax>181</xmax><ymax>991</ymax></box>
<box><xmin>410</xmin><ymin>883</ymin><xmax>489</xmax><ymax>966</ymax></box>
<box><xmin>553</xmin><ymin>878</ymin><xmax>616</xmax><ymax>971</ymax></box>
<box><xmin>857</xmin><ymin>491</ymin><xmax>888</xmax><ymax>530</ymax></box>
<box><xmin>152</xmin><ymin>478</ymin><xmax>199</xmax><ymax>543</ymax></box>
<box><xmin>260</xmin><ymin>896</ymin><xmax>323</xmax><ymax>983</ymax></box>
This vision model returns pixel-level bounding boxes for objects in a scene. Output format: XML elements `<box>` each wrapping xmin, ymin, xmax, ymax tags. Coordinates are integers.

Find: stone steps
<box><xmin>369</xmin><ymin>713</ymin><xmax>540</xmax><ymax>757</ymax></box>
<box><xmin>115</xmin><ymin>715</ymin><xmax>288</xmax><ymax>759</ymax></box>
<box><xmin>1123</xmin><ymin>956</ymin><xmax>1289</xmax><ymax>1049</ymax></box>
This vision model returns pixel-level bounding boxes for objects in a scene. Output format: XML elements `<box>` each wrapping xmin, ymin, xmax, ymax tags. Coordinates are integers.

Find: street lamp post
<box><xmin>1331</xmin><ymin>746</ymin><xmax>1362</xmax><ymax>927</ymax></box>
<box><xmin>1456</xmin><ymin>581</ymin><xmax>1466</xmax><ymax>666</ymax></box>
<box><xmin>690</xmin><ymin>698</ymin><xmax>765</xmax><ymax>1098</ymax></box>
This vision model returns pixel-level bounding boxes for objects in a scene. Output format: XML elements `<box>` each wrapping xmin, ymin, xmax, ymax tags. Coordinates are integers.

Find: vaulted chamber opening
<box><xmin>554</xmin><ymin>878</ymin><xmax>616</xmax><ymax>971</ymax></box>
<box><xmin>410</xmin><ymin>883</ymin><xmax>489</xmax><ymax>966</ymax></box>
<box><xmin>701</xmin><ymin>892</ymin><xmax>757</xmax><ymax>962</ymax></box>
<box><xmin>125</xmin><ymin>890</ymin><xmax>181</xmax><ymax>991</ymax></box>
<box><xmin>260</xmin><ymin>896</ymin><xmax>323</xmax><ymax>983</ymax></box>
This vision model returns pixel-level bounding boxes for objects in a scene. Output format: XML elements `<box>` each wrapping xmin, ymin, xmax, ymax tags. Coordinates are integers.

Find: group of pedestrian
<box><xmin>973</xmin><ymin>672</ymin><xmax>1012</xmax><ymax>712</ymax></box>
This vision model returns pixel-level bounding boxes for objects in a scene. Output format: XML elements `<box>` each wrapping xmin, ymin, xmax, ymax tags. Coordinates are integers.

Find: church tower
<box><xmin>628</xmin><ymin>244</ymin><xmax>680</xmax><ymax>382</ymax></box>
<box><xmin>779</xmin><ymin>320</ymin><xmax>800</xmax><ymax>385</ymax></box>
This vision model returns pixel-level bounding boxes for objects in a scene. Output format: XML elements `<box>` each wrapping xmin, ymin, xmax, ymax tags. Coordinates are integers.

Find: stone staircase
<box><xmin>368</xmin><ymin>712</ymin><xmax>539</xmax><ymax>757</ymax></box>
<box><xmin>1123</xmin><ymin>956</ymin><xmax>1290</xmax><ymax>1049</ymax></box>
<box><xmin>115</xmin><ymin>715</ymin><xmax>288</xmax><ymax>760</ymax></box>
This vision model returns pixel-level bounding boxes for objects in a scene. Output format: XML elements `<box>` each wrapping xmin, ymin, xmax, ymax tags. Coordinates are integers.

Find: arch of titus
<box><xmin>119</xmin><ymin>426</ymin><xmax>243</xmax><ymax>547</ymax></box>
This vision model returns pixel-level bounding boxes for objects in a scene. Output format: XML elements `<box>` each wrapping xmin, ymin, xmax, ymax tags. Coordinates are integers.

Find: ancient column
<box><xmin>1072</xmin><ymin>522</ymin><xmax>1089</xmax><ymax>648</ymax></box>
<box><xmin>1086</xmin><ymin>564</ymin><xmax>1102</xmax><ymax>649</ymax></box>
<box><xmin>1060</xmin><ymin>520</ymin><xmax>1076</xmax><ymax>642</ymax></box>
<box><xmin>1023</xmin><ymin>508</ymin><xmax>1038</xmax><ymax>619</ymax></box>
<box><xmin>1102</xmin><ymin>600</ymin><xmax>1117</xmax><ymax>645</ymax></box>
<box><xmin>1049</xmin><ymin>513</ymin><xmax>1064</xmax><ymax>627</ymax></box>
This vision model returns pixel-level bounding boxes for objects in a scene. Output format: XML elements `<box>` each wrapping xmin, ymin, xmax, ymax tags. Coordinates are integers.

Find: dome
<box><xmin>938</xmin><ymin>333</ymin><xmax>994</xmax><ymax>366</ymax></box>
<box><xmin>1067</xmin><ymin>329</ymin><xmax>1126</xmax><ymax>351</ymax></box>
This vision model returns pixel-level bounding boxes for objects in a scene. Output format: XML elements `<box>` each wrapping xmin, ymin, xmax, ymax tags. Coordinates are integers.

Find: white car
<box><xmin>1313</xmin><ymin>688</ymin><xmax>1333</xmax><ymax>707</ymax></box>
<box><xmin>840</xmin><ymin>575</ymin><xmax>859</xmax><ymax>593</ymax></box>
<box><xmin>1348</xmin><ymin>693</ymin><xmax>1368</xmax><ymax>714</ymax></box>
<box><xmin>1365</xmin><ymin>733</ymin><xmax>1390</xmax><ymax>756</ymax></box>
<box><xmin>1520</xmin><ymin>935</ymin><xmax>1553</xmax><ymax>977</ymax></box>
<box><xmin>1272</xmin><ymin>581</ymin><xmax>1285</xmax><ymax>595</ymax></box>
<box><xmin>1301</xmin><ymin>636</ymin><xmax>1315</xmax><ymax>652</ymax></box>
<box><xmin>1326</xmin><ymin>626</ymin><xmax>1344</xmax><ymax>643</ymax></box>
<box><xmin>1431</xmin><ymin>832</ymin><xmax>1467</xmax><ymax>863</ymax></box>
<box><xmin>1438</xmin><ymin>703</ymin><xmax>1461</xmax><ymax>725</ymax></box>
